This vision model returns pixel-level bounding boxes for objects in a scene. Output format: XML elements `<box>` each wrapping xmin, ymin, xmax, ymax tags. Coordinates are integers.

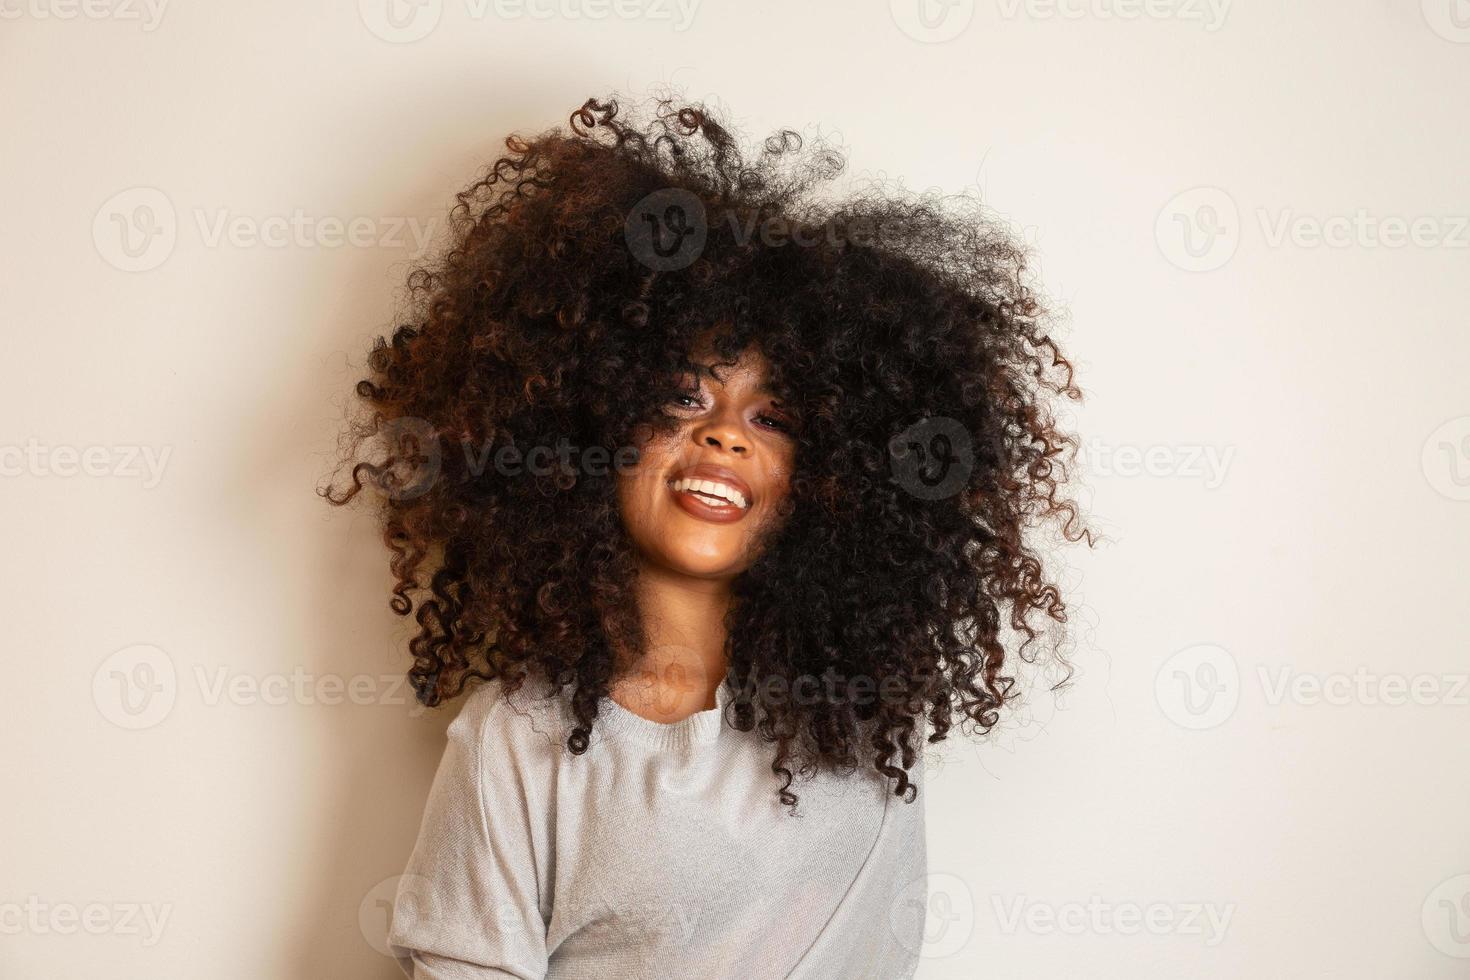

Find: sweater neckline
<box><xmin>597</xmin><ymin>676</ymin><xmax>732</xmax><ymax>750</ymax></box>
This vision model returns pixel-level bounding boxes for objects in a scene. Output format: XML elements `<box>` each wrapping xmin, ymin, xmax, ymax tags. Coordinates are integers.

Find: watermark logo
<box><xmin>1156</xmin><ymin>187</ymin><xmax>1239</xmax><ymax>272</ymax></box>
<box><xmin>92</xmin><ymin>645</ymin><xmax>428</xmax><ymax>729</ymax></box>
<box><xmin>1159</xmin><ymin>650</ymin><xmax>1467</xmax><ymax>728</ymax></box>
<box><xmin>0</xmin><ymin>896</ymin><xmax>172</xmax><ymax>946</ymax></box>
<box><xmin>994</xmin><ymin>0</ymin><xmax>1231</xmax><ymax>30</ymax></box>
<box><xmin>0</xmin><ymin>440</ymin><xmax>172</xmax><ymax>487</ymax></box>
<box><xmin>349</xmin><ymin>427</ymin><xmax>643</xmax><ymax>502</ymax></box>
<box><xmin>890</xmin><ymin>872</ymin><xmax>975</xmax><ymax>958</ymax></box>
<box><xmin>1421</xmin><ymin>0</ymin><xmax>1470</xmax><ymax>42</ymax></box>
<box><xmin>1257</xmin><ymin>666</ymin><xmax>1468</xmax><ymax>708</ymax></box>
<box><xmin>889</xmin><ymin>0</ymin><xmax>975</xmax><ymax>42</ymax></box>
<box><xmin>889</xmin><ymin>416</ymin><xmax>974</xmax><ymax>501</ymax></box>
<box><xmin>360</xmin><ymin>0</ymin><xmax>700</xmax><ymax>42</ymax></box>
<box><xmin>625</xmin><ymin>188</ymin><xmax>706</xmax><ymax>272</ymax></box>
<box><xmin>1154</xmin><ymin>643</ymin><xmax>1239</xmax><ymax>730</ymax></box>
<box><xmin>1257</xmin><ymin>209</ymin><xmax>1470</xmax><ymax>250</ymax></box>
<box><xmin>462</xmin><ymin>436</ymin><xmax>639</xmax><ymax>483</ymax></box>
<box><xmin>728</xmin><ymin>667</ymin><xmax>931</xmax><ymax>712</ymax></box>
<box><xmin>371</xmin><ymin>416</ymin><xmax>443</xmax><ymax>501</ymax></box>
<box><xmin>609</xmin><ymin>643</ymin><xmax>709</xmax><ymax>724</ymax></box>
<box><xmin>191</xmin><ymin>665</ymin><xmax>429</xmax><ymax>715</ymax></box>
<box><xmin>1422</xmin><ymin>874</ymin><xmax>1470</xmax><ymax>958</ymax></box>
<box><xmin>93</xmin><ymin>187</ymin><xmax>177</xmax><ymax>272</ymax></box>
<box><xmin>359</xmin><ymin>0</ymin><xmax>443</xmax><ymax>41</ymax></box>
<box><xmin>92</xmin><ymin>187</ymin><xmax>441</xmax><ymax>272</ymax></box>
<box><xmin>0</xmin><ymin>0</ymin><xmax>169</xmax><ymax>30</ymax></box>
<box><xmin>360</xmin><ymin>874</ymin><xmax>434</xmax><ymax>955</ymax></box>
<box><xmin>992</xmin><ymin>895</ymin><xmax>1234</xmax><ymax>945</ymax></box>
<box><xmin>1422</xmin><ymin>416</ymin><xmax>1470</xmax><ymax>501</ymax></box>
<box><xmin>92</xmin><ymin>644</ymin><xmax>177</xmax><ymax>730</ymax></box>
<box><xmin>1159</xmin><ymin>189</ymin><xmax>1470</xmax><ymax>271</ymax></box>
<box><xmin>1083</xmin><ymin>439</ymin><xmax>1234</xmax><ymax>489</ymax></box>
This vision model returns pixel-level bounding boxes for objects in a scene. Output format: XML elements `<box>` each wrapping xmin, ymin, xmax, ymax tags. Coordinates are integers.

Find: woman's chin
<box><xmin>644</xmin><ymin>547</ymin><xmax>749</xmax><ymax>583</ymax></box>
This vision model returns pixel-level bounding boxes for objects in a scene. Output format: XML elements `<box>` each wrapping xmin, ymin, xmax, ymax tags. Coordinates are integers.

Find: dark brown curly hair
<box><xmin>322</xmin><ymin>94</ymin><xmax>1089</xmax><ymax>810</ymax></box>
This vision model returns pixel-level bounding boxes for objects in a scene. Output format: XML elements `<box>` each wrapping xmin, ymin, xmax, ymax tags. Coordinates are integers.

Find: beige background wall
<box><xmin>4</xmin><ymin>1</ymin><xmax>1469</xmax><ymax>977</ymax></box>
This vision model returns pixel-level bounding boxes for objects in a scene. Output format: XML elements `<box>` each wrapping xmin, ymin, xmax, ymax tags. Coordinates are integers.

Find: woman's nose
<box><xmin>693</xmin><ymin>417</ymin><xmax>749</xmax><ymax>456</ymax></box>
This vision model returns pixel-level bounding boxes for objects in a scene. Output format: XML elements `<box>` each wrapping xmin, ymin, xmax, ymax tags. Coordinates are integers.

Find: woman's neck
<box><xmin>609</xmin><ymin>558</ymin><xmax>733</xmax><ymax>721</ymax></box>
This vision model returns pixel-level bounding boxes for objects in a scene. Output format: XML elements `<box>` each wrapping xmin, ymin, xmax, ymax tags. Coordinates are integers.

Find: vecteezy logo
<box><xmin>1422</xmin><ymin>0</ymin><xmax>1470</xmax><ymax>42</ymax></box>
<box><xmin>1154</xmin><ymin>643</ymin><xmax>1239</xmax><ymax>730</ymax></box>
<box><xmin>624</xmin><ymin>189</ymin><xmax>707</xmax><ymax>272</ymax></box>
<box><xmin>612</xmin><ymin>643</ymin><xmax>709</xmax><ymax>725</ymax></box>
<box><xmin>373</xmin><ymin>416</ymin><xmax>442</xmax><ymax>501</ymax></box>
<box><xmin>93</xmin><ymin>188</ymin><xmax>177</xmax><ymax>272</ymax></box>
<box><xmin>358</xmin><ymin>0</ymin><xmax>443</xmax><ymax>42</ymax></box>
<box><xmin>889</xmin><ymin>871</ymin><xmax>975</xmax><ymax>958</ymax></box>
<box><xmin>1155</xmin><ymin>187</ymin><xmax>1240</xmax><ymax>272</ymax></box>
<box><xmin>92</xmin><ymin>644</ymin><xmax>178</xmax><ymax>729</ymax></box>
<box><xmin>1422</xmin><ymin>416</ymin><xmax>1470</xmax><ymax>501</ymax></box>
<box><xmin>1422</xmin><ymin>874</ymin><xmax>1470</xmax><ymax>957</ymax></box>
<box><xmin>360</xmin><ymin>874</ymin><xmax>434</xmax><ymax>956</ymax></box>
<box><xmin>889</xmin><ymin>416</ymin><xmax>973</xmax><ymax>500</ymax></box>
<box><xmin>889</xmin><ymin>0</ymin><xmax>975</xmax><ymax>42</ymax></box>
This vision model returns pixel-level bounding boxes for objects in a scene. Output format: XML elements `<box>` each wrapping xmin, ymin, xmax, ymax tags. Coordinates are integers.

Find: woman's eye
<box><xmin>755</xmin><ymin>413</ymin><xmax>794</xmax><ymax>434</ymax></box>
<box><xmin>666</xmin><ymin>391</ymin><xmax>702</xmax><ymax>409</ymax></box>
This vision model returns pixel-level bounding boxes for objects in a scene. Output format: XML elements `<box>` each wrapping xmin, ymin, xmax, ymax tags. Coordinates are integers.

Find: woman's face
<box><xmin>616</xmin><ymin>344</ymin><xmax>797</xmax><ymax>582</ymax></box>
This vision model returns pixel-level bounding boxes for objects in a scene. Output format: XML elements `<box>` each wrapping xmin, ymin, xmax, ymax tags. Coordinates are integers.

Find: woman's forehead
<box><xmin>677</xmin><ymin>347</ymin><xmax>784</xmax><ymax>395</ymax></box>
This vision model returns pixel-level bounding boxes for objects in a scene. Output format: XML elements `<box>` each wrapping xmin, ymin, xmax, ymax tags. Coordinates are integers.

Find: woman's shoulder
<box><xmin>447</xmin><ymin>673</ymin><xmax>574</xmax><ymax>760</ymax></box>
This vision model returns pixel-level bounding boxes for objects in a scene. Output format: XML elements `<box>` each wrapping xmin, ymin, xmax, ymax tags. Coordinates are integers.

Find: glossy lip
<box><xmin>666</xmin><ymin>462</ymin><xmax>755</xmax><ymax>524</ymax></box>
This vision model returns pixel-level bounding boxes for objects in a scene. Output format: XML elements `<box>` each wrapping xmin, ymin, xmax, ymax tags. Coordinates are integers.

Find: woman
<box><xmin>325</xmin><ymin>95</ymin><xmax>1084</xmax><ymax>978</ymax></box>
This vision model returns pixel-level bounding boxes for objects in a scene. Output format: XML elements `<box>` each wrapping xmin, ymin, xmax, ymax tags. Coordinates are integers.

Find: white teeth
<box><xmin>671</xmin><ymin>477</ymin><xmax>748</xmax><ymax>509</ymax></box>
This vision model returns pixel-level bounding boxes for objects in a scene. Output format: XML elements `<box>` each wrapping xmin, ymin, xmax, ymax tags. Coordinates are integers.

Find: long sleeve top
<box><xmin>386</xmin><ymin>673</ymin><xmax>929</xmax><ymax>979</ymax></box>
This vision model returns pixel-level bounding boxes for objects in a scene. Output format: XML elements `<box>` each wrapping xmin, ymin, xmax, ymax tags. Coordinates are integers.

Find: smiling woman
<box><xmin>321</xmin><ymin>93</ymin><xmax>1086</xmax><ymax>978</ymax></box>
<box><xmin>620</xmin><ymin>342</ymin><xmax>793</xmax><ymax>559</ymax></box>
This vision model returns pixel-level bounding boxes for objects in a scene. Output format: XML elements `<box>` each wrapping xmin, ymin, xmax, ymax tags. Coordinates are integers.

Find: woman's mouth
<box><xmin>666</xmin><ymin>466</ymin><xmax>753</xmax><ymax>525</ymax></box>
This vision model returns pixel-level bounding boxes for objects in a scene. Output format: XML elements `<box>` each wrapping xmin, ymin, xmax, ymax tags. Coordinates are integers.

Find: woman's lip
<box><xmin>666</xmin><ymin>463</ymin><xmax>753</xmax><ymax>525</ymax></box>
<box><xmin>667</xmin><ymin>463</ymin><xmax>754</xmax><ymax>506</ymax></box>
<box><xmin>668</xmin><ymin>481</ymin><xmax>748</xmax><ymax>524</ymax></box>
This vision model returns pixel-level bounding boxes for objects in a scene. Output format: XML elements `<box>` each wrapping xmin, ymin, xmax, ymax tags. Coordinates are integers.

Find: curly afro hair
<box><xmin>323</xmin><ymin>94</ymin><xmax>1088</xmax><ymax>811</ymax></box>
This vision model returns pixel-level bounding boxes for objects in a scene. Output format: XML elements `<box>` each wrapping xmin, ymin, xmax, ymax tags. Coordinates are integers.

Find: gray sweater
<box><xmin>387</xmin><ymin>674</ymin><xmax>928</xmax><ymax>979</ymax></box>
